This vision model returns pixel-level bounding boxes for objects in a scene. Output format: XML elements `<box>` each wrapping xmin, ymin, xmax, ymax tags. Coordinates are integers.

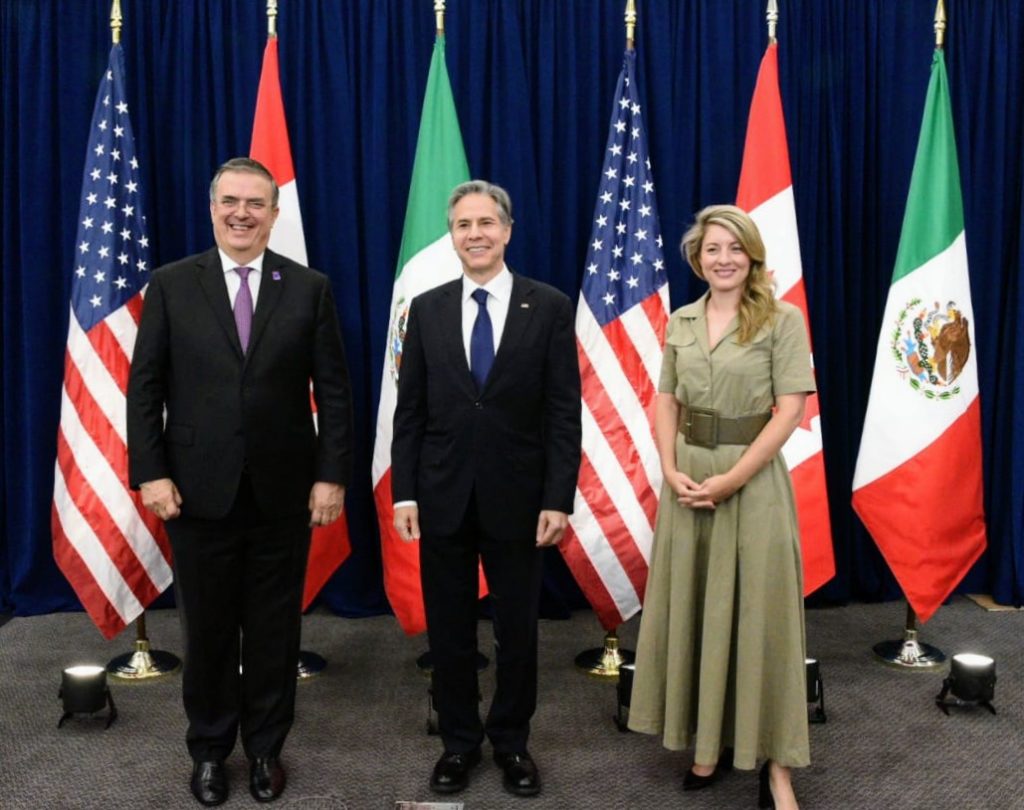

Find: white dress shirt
<box><xmin>219</xmin><ymin>249</ymin><xmax>265</xmax><ymax>308</ymax></box>
<box><xmin>461</xmin><ymin>265</ymin><xmax>512</xmax><ymax>365</ymax></box>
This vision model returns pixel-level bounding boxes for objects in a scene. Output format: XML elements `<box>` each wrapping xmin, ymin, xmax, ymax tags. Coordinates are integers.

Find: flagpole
<box><xmin>254</xmin><ymin>0</ymin><xmax>325</xmax><ymax>681</ymax></box>
<box><xmin>869</xmin><ymin>0</ymin><xmax>951</xmax><ymax>673</ymax></box>
<box><xmin>103</xmin><ymin>0</ymin><xmax>180</xmax><ymax>680</ymax></box>
<box><xmin>412</xmin><ymin>0</ymin><xmax>492</xmax><ymax>696</ymax></box>
<box><xmin>766</xmin><ymin>0</ymin><xmax>778</xmax><ymax>44</ymax></box>
<box><xmin>420</xmin><ymin>4</ymin><xmax>449</xmax><ymax>694</ymax></box>
<box><xmin>573</xmin><ymin>0</ymin><xmax>640</xmax><ymax>682</ymax></box>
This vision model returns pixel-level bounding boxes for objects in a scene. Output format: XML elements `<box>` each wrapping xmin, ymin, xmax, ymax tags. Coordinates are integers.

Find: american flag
<box><xmin>51</xmin><ymin>45</ymin><xmax>172</xmax><ymax>640</ymax></box>
<box><xmin>560</xmin><ymin>50</ymin><xmax>669</xmax><ymax>630</ymax></box>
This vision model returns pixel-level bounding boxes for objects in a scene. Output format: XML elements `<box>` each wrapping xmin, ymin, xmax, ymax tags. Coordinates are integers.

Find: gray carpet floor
<box><xmin>1</xmin><ymin>597</ymin><xmax>1022</xmax><ymax>809</ymax></box>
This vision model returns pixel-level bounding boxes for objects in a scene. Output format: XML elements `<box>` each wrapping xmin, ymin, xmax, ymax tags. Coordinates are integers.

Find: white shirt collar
<box><xmin>218</xmin><ymin>249</ymin><xmax>265</xmax><ymax>275</ymax></box>
<box><xmin>462</xmin><ymin>265</ymin><xmax>512</xmax><ymax>301</ymax></box>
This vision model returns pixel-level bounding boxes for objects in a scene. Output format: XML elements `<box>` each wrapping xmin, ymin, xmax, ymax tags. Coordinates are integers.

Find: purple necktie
<box><xmin>234</xmin><ymin>266</ymin><xmax>253</xmax><ymax>353</ymax></box>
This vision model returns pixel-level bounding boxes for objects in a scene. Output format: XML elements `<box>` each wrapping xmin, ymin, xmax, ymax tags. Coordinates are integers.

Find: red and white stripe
<box><xmin>563</xmin><ymin>287</ymin><xmax>669</xmax><ymax>629</ymax></box>
<box><xmin>736</xmin><ymin>42</ymin><xmax>835</xmax><ymax>594</ymax></box>
<box><xmin>52</xmin><ymin>297</ymin><xmax>173</xmax><ymax>639</ymax></box>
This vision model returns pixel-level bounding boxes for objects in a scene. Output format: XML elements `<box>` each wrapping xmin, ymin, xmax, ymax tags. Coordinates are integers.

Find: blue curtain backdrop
<box><xmin>2</xmin><ymin>0</ymin><xmax>1022</xmax><ymax>623</ymax></box>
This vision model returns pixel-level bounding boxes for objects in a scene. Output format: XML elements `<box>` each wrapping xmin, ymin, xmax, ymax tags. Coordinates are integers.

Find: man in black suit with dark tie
<box><xmin>127</xmin><ymin>157</ymin><xmax>352</xmax><ymax>806</ymax></box>
<box><xmin>391</xmin><ymin>180</ymin><xmax>582</xmax><ymax>798</ymax></box>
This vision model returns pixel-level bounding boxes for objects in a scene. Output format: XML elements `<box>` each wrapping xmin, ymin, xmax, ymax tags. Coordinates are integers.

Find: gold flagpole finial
<box><xmin>767</xmin><ymin>0</ymin><xmax>779</xmax><ymax>45</ymax></box>
<box><xmin>765</xmin><ymin>0</ymin><xmax>778</xmax><ymax>44</ymax></box>
<box><xmin>625</xmin><ymin>0</ymin><xmax>637</xmax><ymax>51</ymax></box>
<box><xmin>435</xmin><ymin>0</ymin><xmax>446</xmax><ymax>36</ymax></box>
<box><xmin>934</xmin><ymin>0</ymin><xmax>946</xmax><ymax>49</ymax></box>
<box><xmin>267</xmin><ymin>0</ymin><xmax>278</xmax><ymax>38</ymax></box>
<box><xmin>110</xmin><ymin>0</ymin><xmax>122</xmax><ymax>45</ymax></box>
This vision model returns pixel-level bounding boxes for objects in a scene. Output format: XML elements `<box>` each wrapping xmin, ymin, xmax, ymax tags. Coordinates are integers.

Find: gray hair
<box><xmin>209</xmin><ymin>157</ymin><xmax>280</xmax><ymax>208</ymax></box>
<box><xmin>447</xmin><ymin>180</ymin><xmax>513</xmax><ymax>230</ymax></box>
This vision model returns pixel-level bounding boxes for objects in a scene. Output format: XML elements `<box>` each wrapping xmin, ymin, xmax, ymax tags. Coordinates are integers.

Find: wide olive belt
<box><xmin>678</xmin><ymin>404</ymin><xmax>771</xmax><ymax>449</ymax></box>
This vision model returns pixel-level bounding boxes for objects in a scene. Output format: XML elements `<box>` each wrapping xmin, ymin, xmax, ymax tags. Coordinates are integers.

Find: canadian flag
<box><xmin>736</xmin><ymin>42</ymin><xmax>835</xmax><ymax>594</ymax></box>
<box><xmin>251</xmin><ymin>36</ymin><xmax>351</xmax><ymax>608</ymax></box>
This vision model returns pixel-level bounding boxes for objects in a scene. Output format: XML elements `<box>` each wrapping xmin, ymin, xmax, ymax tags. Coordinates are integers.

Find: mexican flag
<box><xmin>736</xmin><ymin>42</ymin><xmax>835</xmax><ymax>595</ymax></box>
<box><xmin>371</xmin><ymin>34</ymin><xmax>471</xmax><ymax>634</ymax></box>
<box><xmin>852</xmin><ymin>49</ymin><xmax>986</xmax><ymax>623</ymax></box>
<box><xmin>250</xmin><ymin>36</ymin><xmax>352</xmax><ymax>609</ymax></box>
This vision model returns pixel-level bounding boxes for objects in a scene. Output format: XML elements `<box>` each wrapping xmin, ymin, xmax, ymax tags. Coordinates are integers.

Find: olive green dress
<box><xmin>627</xmin><ymin>295</ymin><xmax>814</xmax><ymax>770</ymax></box>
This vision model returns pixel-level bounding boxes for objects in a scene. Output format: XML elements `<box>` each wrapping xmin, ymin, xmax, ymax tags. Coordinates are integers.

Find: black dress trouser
<box><xmin>167</xmin><ymin>473</ymin><xmax>311</xmax><ymax>762</ymax></box>
<box><xmin>420</xmin><ymin>491</ymin><xmax>544</xmax><ymax>755</ymax></box>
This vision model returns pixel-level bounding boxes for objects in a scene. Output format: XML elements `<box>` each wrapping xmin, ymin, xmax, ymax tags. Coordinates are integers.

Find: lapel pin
<box><xmin>272</xmin><ymin>270</ymin><xmax>281</xmax><ymax>281</ymax></box>
<box><xmin>521</xmin><ymin>302</ymin><xmax>530</xmax><ymax>308</ymax></box>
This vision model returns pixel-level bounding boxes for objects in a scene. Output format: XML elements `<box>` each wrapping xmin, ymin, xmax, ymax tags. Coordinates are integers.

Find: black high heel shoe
<box><xmin>682</xmin><ymin>748</ymin><xmax>734</xmax><ymax>791</ymax></box>
<box><xmin>758</xmin><ymin>760</ymin><xmax>775</xmax><ymax>809</ymax></box>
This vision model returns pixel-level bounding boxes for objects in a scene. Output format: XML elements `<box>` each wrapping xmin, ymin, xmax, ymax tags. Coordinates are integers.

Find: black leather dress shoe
<box><xmin>494</xmin><ymin>750</ymin><xmax>541</xmax><ymax>797</ymax></box>
<box><xmin>190</xmin><ymin>760</ymin><xmax>228</xmax><ymax>807</ymax></box>
<box><xmin>430</xmin><ymin>748</ymin><xmax>481</xmax><ymax>794</ymax></box>
<box><xmin>249</xmin><ymin>756</ymin><xmax>286</xmax><ymax>803</ymax></box>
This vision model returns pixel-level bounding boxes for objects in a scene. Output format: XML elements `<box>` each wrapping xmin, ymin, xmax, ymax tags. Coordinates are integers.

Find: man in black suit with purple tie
<box><xmin>127</xmin><ymin>157</ymin><xmax>352</xmax><ymax>806</ymax></box>
<box><xmin>391</xmin><ymin>180</ymin><xmax>582</xmax><ymax>798</ymax></box>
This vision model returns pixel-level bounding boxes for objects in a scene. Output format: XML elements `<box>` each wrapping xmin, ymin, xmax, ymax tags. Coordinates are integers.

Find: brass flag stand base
<box><xmin>297</xmin><ymin>650</ymin><xmax>327</xmax><ymax>680</ymax></box>
<box><xmin>575</xmin><ymin>630</ymin><xmax>634</xmax><ymax>680</ymax></box>
<box><xmin>107</xmin><ymin>614</ymin><xmax>181</xmax><ymax>681</ymax></box>
<box><xmin>873</xmin><ymin>604</ymin><xmax>945</xmax><ymax>670</ymax></box>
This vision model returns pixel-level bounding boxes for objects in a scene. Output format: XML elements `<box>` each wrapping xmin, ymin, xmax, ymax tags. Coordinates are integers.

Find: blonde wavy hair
<box><xmin>681</xmin><ymin>204</ymin><xmax>777</xmax><ymax>344</ymax></box>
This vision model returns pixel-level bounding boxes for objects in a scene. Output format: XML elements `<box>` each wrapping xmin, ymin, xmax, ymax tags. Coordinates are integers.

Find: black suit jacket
<box><xmin>391</xmin><ymin>273</ymin><xmax>581</xmax><ymax>542</ymax></box>
<box><xmin>127</xmin><ymin>247</ymin><xmax>352</xmax><ymax>519</ymax></box>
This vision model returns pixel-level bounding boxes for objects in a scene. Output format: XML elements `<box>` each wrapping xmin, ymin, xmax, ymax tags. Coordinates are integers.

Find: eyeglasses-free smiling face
<box><xmin>210</xmin><ymin>170</ymin><xmax>280</xmax><ymax>265</ymax></box>
<box><xmin>449</xmin><ymin>192</ymin><xmax>512</xmax><ymax>284</ymax></box>
<box><xmin>699</xmin><ymin>223</ymin><xmax>751</xmax><ymax>295</ymax></box>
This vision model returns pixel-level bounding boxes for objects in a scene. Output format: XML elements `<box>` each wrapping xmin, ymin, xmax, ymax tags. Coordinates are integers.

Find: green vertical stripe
<box><xmin>891</xmin><ymin>50</ymin><xmax>965</xmax><ymax>283</ymax></box>
<box><xmin>395</xmin><ymin>35</ymin><xmax>471</xmax><ymax>275</ymax></box>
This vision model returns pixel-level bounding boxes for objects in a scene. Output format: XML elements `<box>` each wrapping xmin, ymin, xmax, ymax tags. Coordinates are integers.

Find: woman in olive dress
<box><xmin>628</xmin><ymin>205</ymin><xmax>814</xmax><ymax>810</ymax></box>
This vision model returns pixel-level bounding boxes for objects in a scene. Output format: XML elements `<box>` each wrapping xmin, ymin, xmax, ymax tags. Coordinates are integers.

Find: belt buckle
<box><xmin>686</xmin><ymin>406</ymin><xmax>719</xmax><ymax>449</ymax></box>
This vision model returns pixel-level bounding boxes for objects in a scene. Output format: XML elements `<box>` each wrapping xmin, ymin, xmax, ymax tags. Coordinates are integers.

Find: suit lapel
<box><xmin>486</xmin><ymin>273</ymin><xmax>536</xmax><ymax>390</ymax></box>
<box><xmin>437</xmin><ymin>280</ymin><xmax>477</xmax><ymax>397</ymax></box>
<box><xmin>195</xmin><ymin>248</ymin><xmax>244</xmax><ymax>357</ymax></box>
<box><xmin>248</xmin><ymin>249</ymin><xmax>285</xmax><ymax>357</ymax></box>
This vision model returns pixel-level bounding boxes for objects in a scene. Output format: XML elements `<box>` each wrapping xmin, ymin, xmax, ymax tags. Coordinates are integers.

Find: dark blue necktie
<box><xmin>470</xmin><ymin>288</ymin><xmax>494</xmax><ymax>391</ymax></box>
